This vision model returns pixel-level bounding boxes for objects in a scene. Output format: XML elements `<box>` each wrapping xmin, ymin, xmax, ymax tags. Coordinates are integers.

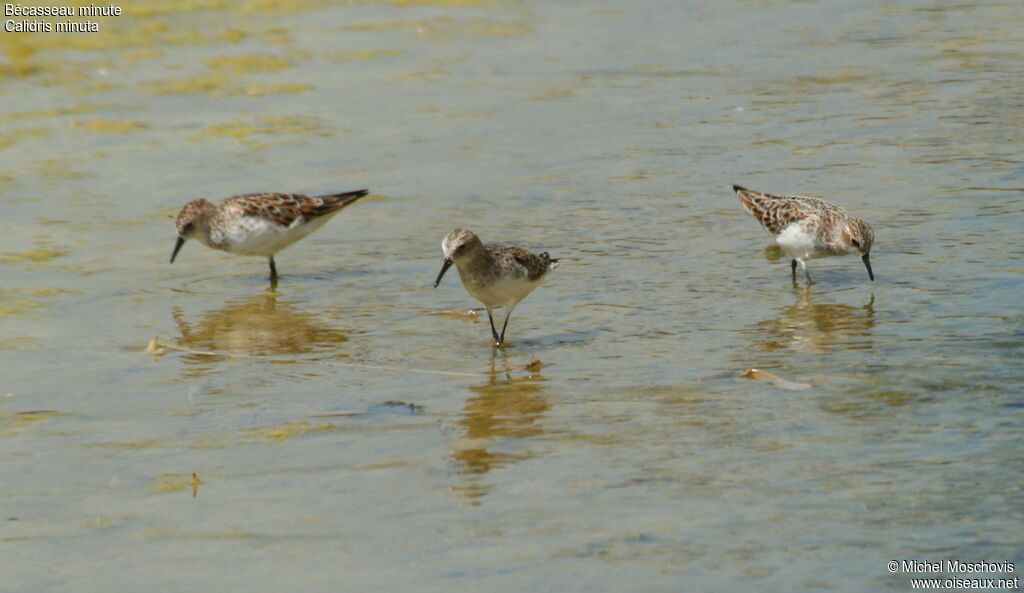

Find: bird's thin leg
<box><xmin>791</xmin><ymin>259</ymin><xmax>798</xmax><ymax>281</ymax></box>
<box><xmin>800</xmin><ymin>259</ymin><xmax>814</xmax><ymax>284</ymax></box>
<box><xmin>497</xmin><ymin>310</ymin><xmax>512</xmax><ymax>347</ymax></box>
<box><xmin>485</xmin><ymin>306</ymin><xmax>500</xmax><ymax>343</ymax></box>
<box><xmin>269</xmin><ymin>256</ymin><xmax>279</xmax><ymax>283</ymax></box>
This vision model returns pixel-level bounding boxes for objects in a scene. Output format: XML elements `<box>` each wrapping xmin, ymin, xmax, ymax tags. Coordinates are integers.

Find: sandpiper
<box><xmin>433</xmin><ymin>229</ymin><xmax>559</xmax><ymax>347</ymax></box>
<box><xmin>733</xmin><ymin>184</ymin><xmax>874</xmax><ymax>283</ymax></box>
<box><xmin>170</xmin><ymin>189</ymin><xmax>368</xmax><ymax>283</ymax></box>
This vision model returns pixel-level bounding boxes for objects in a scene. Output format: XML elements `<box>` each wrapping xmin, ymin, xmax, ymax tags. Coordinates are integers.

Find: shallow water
<box><xmin>2</xmin><ymin>0</ymin><xmax>1022</xmax><ymax>591</ymax></box>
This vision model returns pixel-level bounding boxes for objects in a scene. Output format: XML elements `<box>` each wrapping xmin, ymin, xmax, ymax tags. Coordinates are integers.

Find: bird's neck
<box><xmin>195</xmin><ymin>209</ymin><xmax>226</xmax><ymax>249</ymax></box>
<box><xmin>456</xmin><ymin>249</ymin><xmax>496</xmax><ymax>283</ymax></box>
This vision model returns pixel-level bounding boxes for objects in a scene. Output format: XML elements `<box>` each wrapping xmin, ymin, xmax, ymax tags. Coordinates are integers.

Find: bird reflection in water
<box><xmin>751</xmin><ymin>289</ymin><xmax>875</xmax><ymax>354</ymax></box>
<box><xmin>449</xmin><ymin>355</ymin><xmax>550</xmax><ymax>502</ymax></box>
<box><xmin>171</xmin><ymin>290</ymin><xmax>350</xmax><ymax>376</ymax></box>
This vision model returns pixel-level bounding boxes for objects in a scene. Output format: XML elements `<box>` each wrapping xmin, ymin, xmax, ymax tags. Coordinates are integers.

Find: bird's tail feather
<box><xmin>319</xmin><ymin>189</ymin><xmax>369</xmax><ymax>211</ymax></box>
<box><xmin>733</xmin><ymin>184</ymin><xmax>764</xmax><ymax>216</ymax></box>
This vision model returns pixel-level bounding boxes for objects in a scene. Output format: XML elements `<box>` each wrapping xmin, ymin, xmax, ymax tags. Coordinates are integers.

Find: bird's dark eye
<box><xmin>183</xmin><ymin>222</ymin><xmax>194</xmax><ymax>233</ymax></box>
<box><xmin>851</xmin><ymin>239</ymin><xmax>861</xmax><ymax>248</ymax></box>
<box><xmin>455</xmin><ymin>243</ymin><xmax>466</xmax><ymax>254</ymax></box>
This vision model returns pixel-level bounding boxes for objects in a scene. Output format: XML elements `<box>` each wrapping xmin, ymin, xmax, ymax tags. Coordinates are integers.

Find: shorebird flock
<box><xmin>171</xmin><ymin>185</ymin><xmax>874</xmax><ymax>347</ymax></box>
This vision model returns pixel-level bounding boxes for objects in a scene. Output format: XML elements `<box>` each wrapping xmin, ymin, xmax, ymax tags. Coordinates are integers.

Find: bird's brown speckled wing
<box><xmin>734</xmin><ymin>185</ymin><xmax>844</xmax><ymax>235</ymax></box>
<box><xmin>223</xmin><ymin>190</ymin><xmax>368</xmax><ymax>227</ymax></box>
<box><xmin>508</xmin><ymin>247</ymin><xmax>557</xmax><ymax>282</ymax></box>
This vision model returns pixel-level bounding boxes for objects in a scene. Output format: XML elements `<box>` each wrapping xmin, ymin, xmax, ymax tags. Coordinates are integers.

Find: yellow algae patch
<box><xmin>0</xmin><ymin>0</ymin><xmax>328</xmax><ymax>87</ymax></box>
<box><xmin>26</xmin><ymin>287</ymin><xmax>73</xmax><ymax>297</ymax></box>
<box><xmin>763</xmin><ymin>244</ymin><xmax>785</xmax><ymax>260</ymax></box>
<box><xmin>204</xmin><ymin>54</ymin><xmax>291</xmax><ymax>74</ymax></box>
<box><xmin>792</xmin><ymin>67</ymin><xmax>878</xmax><ymax>86</ymax></box>
<box><xmin>382</xmin><ymin>0</ymin><xmax>506</xmax><ymax>6</ymax></box>
<box><xmin>397</xmin><ymin>67</ymin><xmax>451</xmax><ymax>81</ymax></box>
<box><xmin>444</xmin><ymin>18</ymin><xmax>529</xmax><ymax>38</ymax></box>
<box><xmin>196</xmin><ymin>121</ymin><xmax>259</xmax><ymax>139</ymax></box>
<box><xmin>0</xmin><ymin>104</ymin><xmax>101</xmax><ymax>124</ymax></box>
<box><xmin>142</xmin><ymin>52</ymin><xmax>305</xmax><ymax>97</ymax></box>
<box><xmin>122</xmin><ymin>49</ymin><xmax>165</xmax><ymax>63</ymax></box>
<box><xmin>113</xmin><ymin>0</ymin><xmax>327</xmax><ymax>19</ymax></box>
<box><xmin>26</xmin><ymin>158</ymin><xmax>93</xmax><ymax>180</ymax></box>
<box><xmin>140</xmin><ymin>74</ymin><xmax>222</xmax><ymax>96</ymax></box>
<box><xmin>151</xmin><ymin>473</ymin><xmax>194</xmax><ymax>493</ymax></box>
<box><xmin>255</xmin><ymin>26</ymin><xmax>292</xmax><ymax>45</ymax></box>
<box><xmin>246</xmin><ymin>420</ymin><xmax>335</xmax><ymax>443</ymax></box>
<box><xmin>2</xmin><ymin>37</ymin><xmax>36</xmax><ymax>62</ymax></box>
<box><xmin>327</xmin><ymin>49</ymin><xmax>403</xmax><ymax>62</ymax></box>
<box><xmin>70</xmin><ymin>81</ymin><xmax>122</xmax><ymax>95</ymax></box>
<box><xmin>457</xmin><ymin>19</ymin><xmax>531</xmax><ymax>38</ymax></box>
<box><xmin>241</xmin><ymin>0</ymin><xmax>324</xmax><ymax>14</ymax></box>
<box><xmin>217</xmin><ymin>28</ymin><xmax>247</xmax><ymax>43</ymax></box>
<box><xmin>353</xmin><ymin>457</ymin><xmax>418</xmax><ymax>471</ymax></box>
<box><xmin>0</xmin><ymin>37</ymin><xmax>39</xmax><ymax>78</ymax></box>
<box><xmin>1</xmin><ymin>19</ymin><xmax>204</xmax><ymax>53</ymax></box>
<box><xmin>342</xmin><ymin>17</ymin><xmax>530</xmax><ymax>38</ymax></box>
<box><xmin>0</xmin><ymin>288</ymin><xmax>76</xmax><ymax>308</ymax></box>
<box><xmin>0</xmin><ymin>128</ymin><xmax>49</xmax><ymax>150</ymax></box>
<box><xmin>0</xmin><ymin>337</ymin><xmax>41</xmax><ymax>350</ymax></box>
<box><xmin>93</xmin><ymin>439</ymin><xmax>163</xmax><ymax>450</ymax></box>
<box><xmin>530</xmin><ymin>88</ymin><xmax>573</xmax><ymax>101</ymax></box>
<box><xmin>0</xmin><ymin>15</ymin><xmax>283</xmax><ymax>77</ymax></box>
<box><xmin>341</xmin><ymin>20</ymin><xmax>430</xmax><ymax>33</ymax></box>
<box><xmin>120</xmin><ymin>0</ymin><xmax>232</xmax><ymax>18</ymax></box>
<box><xmin>191</xmin><ymin>115</ymin><xmax>331</xmax><ymax>148</ymax></box>
<box><xmin>0</xmin><ymin>410</ymin><xmax>63</xmax><ymax>433</ymax></box>
<box><xmin>234</xmin><ymin>82</ymin><xmax>312</xmax><ymax>97</ymax></box>
<box><xmin>0</xmin><ymin>300</ymin><xmax>45</xmax><ymax>318</ymax></box>
<box><xmin>70</xmin><ymin>119</ymin><xmax>149</xmax><ymax>134</ymax></box>
<box><xmin>0</xmin><ymin>60</ymin><xmax>39</xmax><ymax>79</ymax></box>
<box><xmin>0</xmin><ymin>248</ymin><xmax>69</xmax><ymax>264</ymax></box>
<box><xmin>39</xmin><ymin>65</ymin><xmax>92</xmax><ymax>87</ymax></box>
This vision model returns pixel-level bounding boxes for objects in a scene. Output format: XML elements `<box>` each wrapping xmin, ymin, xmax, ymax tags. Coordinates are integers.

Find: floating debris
<box><xmin>519</xmin><ymin>358</ymin><xmax>544</xmax><ymax>374</ymax></box>
<box><xmin>145</xmin><ymin>337</ymin><xmax>166</xmax><ymax>357</ymax></box>
<box><xmin>382</xmin><ymin>400</ymin><xmax>424</xmax><ymax>413</ymax></box>
<box><xmin>742</xmin><ymin>368</ymin><xmax>811</xmax><ymax>391</ymax></box>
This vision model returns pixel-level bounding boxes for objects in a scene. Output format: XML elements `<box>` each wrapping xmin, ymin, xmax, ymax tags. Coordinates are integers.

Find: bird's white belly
<box><xmin>466</xmin><ymin>275</ymin><xmax>543</xmax><ymax>309</ymax></box>
<box><xmin>775</xmin><ymin>223</ymin><xmax>819</xmax><ymax>260</ymax></box>
<box><xmin>215</xmin><ymin>216</ymin><xmax>331</xmax><ymax>256</ymax></box>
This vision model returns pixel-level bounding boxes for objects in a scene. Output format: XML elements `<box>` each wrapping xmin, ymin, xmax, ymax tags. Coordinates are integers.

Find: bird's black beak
<box><xmin>434</xmin><ymin>257</ymin><xmax>453</xmax><ymax>287</ymax></box>
<box><xmin>862</xmin><ymin>254</ymin><xmax>874</xmax><ymax>281</ymax></box>
<box><xmin>170</xmin><ymin>236</ymin><xmax>185</xmax><ymax>264</ymax></box>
